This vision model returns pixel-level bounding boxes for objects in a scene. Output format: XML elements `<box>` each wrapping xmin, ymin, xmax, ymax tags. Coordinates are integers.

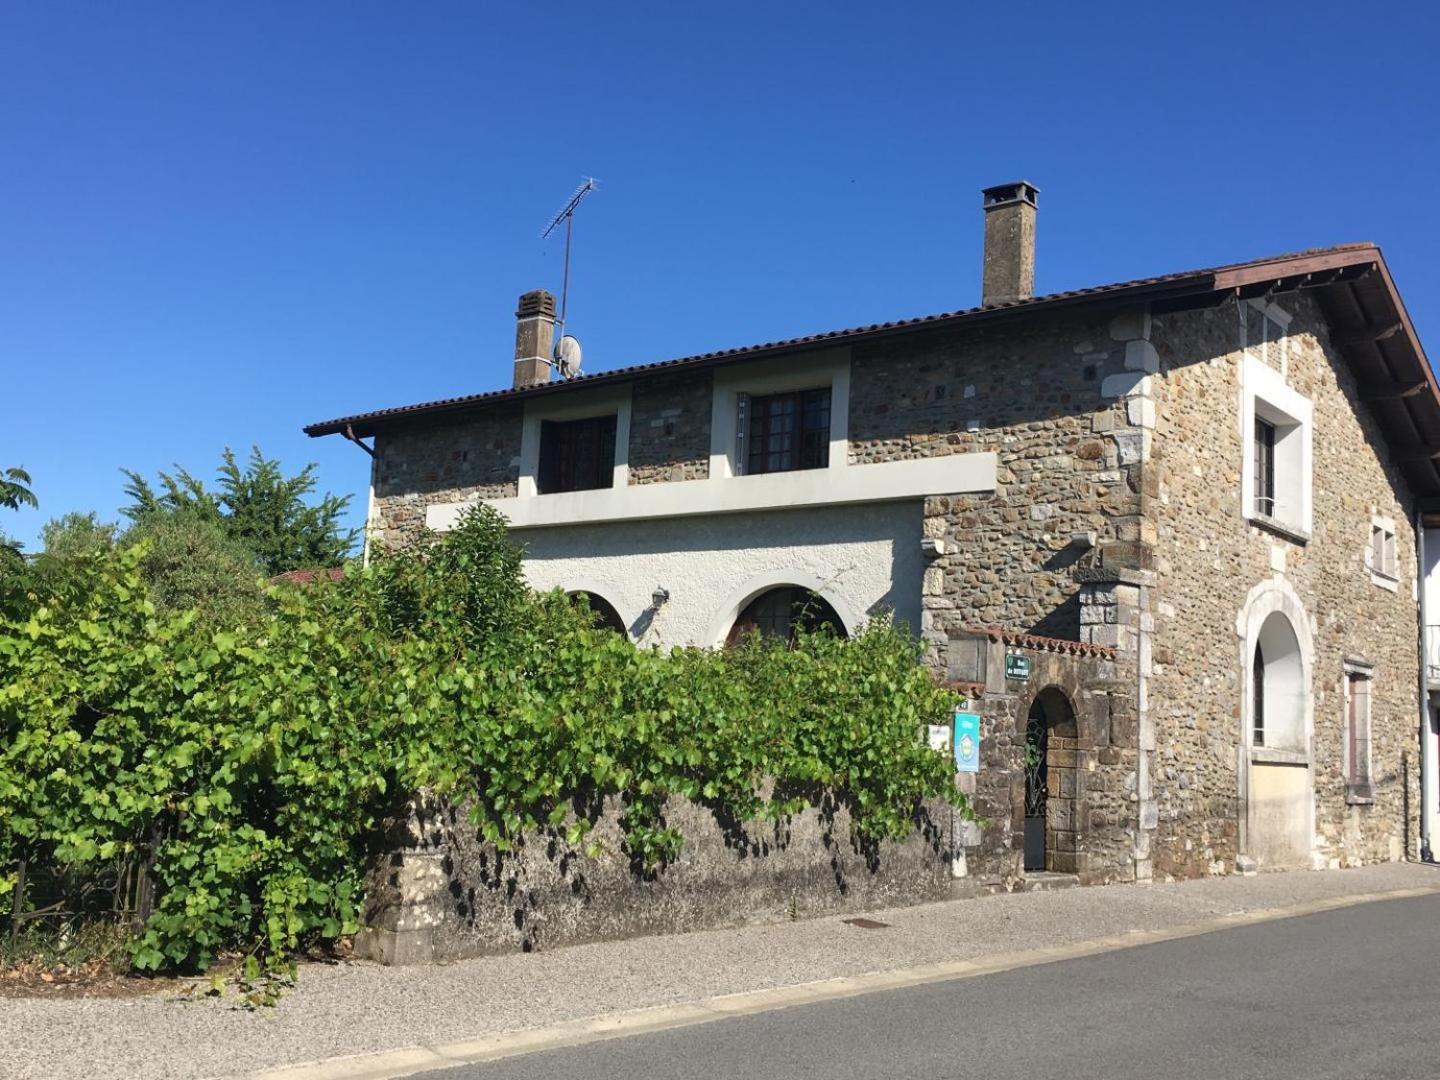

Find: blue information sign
<box><xmin>953</xmin><ymin>710</ymin><xmax>981</xmax><ymax>774</ymax></box>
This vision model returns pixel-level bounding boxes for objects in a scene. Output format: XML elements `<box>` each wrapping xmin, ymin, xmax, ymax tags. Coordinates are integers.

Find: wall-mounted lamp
<box><xmin>651</xmin><ymin>586</ymin><xmax>670</xmax><ymax>608</ymax></box>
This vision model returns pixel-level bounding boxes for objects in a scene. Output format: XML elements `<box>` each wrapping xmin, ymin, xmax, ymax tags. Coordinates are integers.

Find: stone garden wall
<box><xmin>358</xmin><ymin>793</ymin><xmax>952</xmax><ymax>965</ymax></box>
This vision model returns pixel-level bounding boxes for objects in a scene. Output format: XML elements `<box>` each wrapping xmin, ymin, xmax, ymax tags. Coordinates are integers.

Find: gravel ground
<box><xmin>6</xmin><ymin>862</ymin><xmax>1436</xmax><ymax>1080</ymax></box>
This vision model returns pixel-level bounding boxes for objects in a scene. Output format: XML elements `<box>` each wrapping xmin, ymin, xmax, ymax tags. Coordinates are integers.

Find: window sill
<box><xmin>1250</xmin><ymin>746</ymin><xmax>1309</xmax><ymax>766</ymax></box>
<box><xmin>1247</xmin><ymin>513</ymin><xmax>1311</xmax><ymax>546</ymax></box>
<box><xmin>1345</xmin><ymin>787</ymin><xmax>1376</xmax><ymax>806</ymax></box>
<box><xmin>1369</xmin><ymin>570</ymin><xmax>1400</xmax><ymax>593</ymax></box>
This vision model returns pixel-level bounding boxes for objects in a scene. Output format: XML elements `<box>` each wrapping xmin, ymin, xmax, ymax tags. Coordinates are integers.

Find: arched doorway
<box><xmin>570</xmin><ymin>591</ymin><xmax>628</xmax><ymax>636</ymax></box>
<box><xmin>1245</xmin><ymin>608</ymin><xmax>1312</xmax><ymax>867</ymax></box>
<box><xmin>1024</xmin><ymin>687</ymin><xmax>1079</xmax><ymax>873</ymax></box>
<box><xmin>726</xmin><ymin>586</ymin><xmax>847</xmax><ymax>647</ymax></box>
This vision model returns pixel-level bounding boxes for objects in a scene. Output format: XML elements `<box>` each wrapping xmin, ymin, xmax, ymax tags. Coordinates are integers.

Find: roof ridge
<box><xmin>305</xmin><ymin>243</ymin><xmax>1383</xmax><ymax>437</ymax></box>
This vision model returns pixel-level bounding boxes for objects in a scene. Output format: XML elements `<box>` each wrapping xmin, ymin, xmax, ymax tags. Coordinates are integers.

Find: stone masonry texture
<box><xmin>364</xmin><ymin>283</ymin><xmax>1424</xmax><ymax>898</ymax></box>
<box><xmin>627</xmin><ymin>368</ymin><xmax>713</xmax><ymax>484</ymax></box>
<box><xmin>1147</xmin><ymin>293</ymin><xmax>1421</xmax><ymax>878</ymax></box>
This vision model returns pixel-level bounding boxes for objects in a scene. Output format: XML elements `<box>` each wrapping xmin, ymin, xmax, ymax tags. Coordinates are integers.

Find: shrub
<box><xmin>0</xmin><ymin>506</ymin><xmax>965</xmax><ymax>974</ymax></box>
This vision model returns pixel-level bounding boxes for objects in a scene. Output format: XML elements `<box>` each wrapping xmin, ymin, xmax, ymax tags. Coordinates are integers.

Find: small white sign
<box><xmin>927</xmin><ymin>724</ymin><xmax>951</xmax><ymax>752</ymax></box>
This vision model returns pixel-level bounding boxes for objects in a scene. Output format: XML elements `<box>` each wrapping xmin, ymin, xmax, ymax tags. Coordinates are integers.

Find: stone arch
<box><xmin>705</xmin><ymin>570</ymin><xmax>859</xmax><ymax>648</ymax></box>
<box><xmin>1235</xmin><ymin>576</ymin><xmax>1316</xmax><ymax>869</ymax></box>
<box><xmin>1023</xmin><ymin>686</ymin><xmax>1080</xmax><ymax>874</ymax></box>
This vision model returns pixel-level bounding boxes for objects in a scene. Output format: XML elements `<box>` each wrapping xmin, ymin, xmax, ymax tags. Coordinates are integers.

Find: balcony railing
<box><xmin>1427</xmin><ymin>624</ymin><xmax>1440</xmax><ymax>686</ymax></box>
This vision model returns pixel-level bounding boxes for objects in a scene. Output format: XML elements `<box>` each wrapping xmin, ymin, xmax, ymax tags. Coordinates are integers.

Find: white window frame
<box><xmin>1240</xmin><ymin>298</ymin><xmax>1293</xmax><ymax>375</ymax></box>
<box><xmin>1367</xmin><ymin>515</ymin><xmax>1399</xmax><ymax>591</ymax></box>
<box><xmin>517</xmin><ymin>386</ymin><xmax>632</xmax><ymax>499</ymax></box>
<box><xmin>709</xmin><ymin>347</ymin><xmax>850</xmax><ymax>481</ymax></box>
<box><xmin>1239</xmin><ymin>353</ymin><xmax>1313</xmax><ymax>539</ymax></box>
<box><xmin>1342</xmin><ymin>659</ymin><xmax>1375</xmax><ymax>804</ymax></box>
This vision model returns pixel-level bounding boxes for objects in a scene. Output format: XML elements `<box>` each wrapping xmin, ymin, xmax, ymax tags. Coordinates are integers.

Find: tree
<box><xmin>122</xmin><ymin>446</ymin><xmax>356</xmax><ymax>574</ymax></box>
<box><xmin>41</xmin><ymin>512</ymin><xmax>118</xmax><ymax>559</ymax></box>
<box><xmin>0</xmin><ymin>467</ymin><xmax>37</xmax><ymax>601</ymax></box>
<box><xmin>0</xmin><ymin>467</ymin><xmax>37</xmax><ymax>513</ymax></box>
<box><xmin>124</xmin><ymin>513</ymin><xmax>267</xmax><ymax>630</ymax></box>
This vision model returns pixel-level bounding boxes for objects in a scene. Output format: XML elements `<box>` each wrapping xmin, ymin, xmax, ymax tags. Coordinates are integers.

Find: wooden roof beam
<box><xmin>1390</xmin><ymin>444</ymin><xmax>1440</xmax><ymax>464</ymax></box>
<box><xmin>1359</xmin><ymin>379</ymin><xmax>1429</xmax><ymax>402</ymax></box>
<box><xmin>1337</xmin><ymin>319</ymin><xmax>1404</xmax><ymax>348</ymax></box>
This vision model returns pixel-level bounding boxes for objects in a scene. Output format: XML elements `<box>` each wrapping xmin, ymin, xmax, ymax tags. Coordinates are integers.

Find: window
<box><xmin>1241</xmin><ymin>355</ymin><xmax>1312</xmax><ymax>538</ymax></box>
<box><xmin>537</xmin><ymin>414</ymin><xmax>617</xmax><ymax>494</ymax></box>
<box><xmin>1345</xmin><ymin>666</ymin><xmax>1374</xmax><ymax>802</ymax></box>
<box><xmin>1254</xmin><ymin>418</ymin><xmax>1276</xmax><ymax>518</ymax></box>
<box><xmin>1368</xmin><ymin>518</ymin><xmax>1398</xmax><ymax>585</ymax></box>
<box><xmin>1243</xmin><ymin>300</ymin><xmax>1289</xmax><ymax>371</ymax></box>
<box><xmin>1253</xmin><ymin>642</ymin><xmax>1266</xmax><ymax>747</ymax></box>
<box><xmin>726</xmin><ymin>586</ymin><xmax>845</xmax><ymax>646</ymax></box>
<box><xmin>742</xmin><ymin>388</ymin><xmax>830</xmax><ymax>475</ymax></box>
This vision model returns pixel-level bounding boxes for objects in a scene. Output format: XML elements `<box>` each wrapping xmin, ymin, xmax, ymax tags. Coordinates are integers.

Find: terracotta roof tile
<box><xmin>305</xmin><ymin>244</ymin><xmax>1381</xmax><ymax>438</ymax></box>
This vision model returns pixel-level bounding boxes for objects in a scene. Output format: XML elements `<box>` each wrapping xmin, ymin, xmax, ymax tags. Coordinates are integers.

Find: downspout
<box><xmin>1417</xmin><ymin>509</ymin><xmax>1433</xmax><ymax>862</ymax></box>
<box><xmin>342</xmin><ymin>425</ymin><xmax>378</xmax><ymax>569</ymax></box>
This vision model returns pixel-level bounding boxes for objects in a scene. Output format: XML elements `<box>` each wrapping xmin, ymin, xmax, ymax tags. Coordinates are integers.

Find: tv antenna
<box><xmin>540</xmin><ymin>177</ymin><xmax>598</xmax><ymax>339</ymax></box>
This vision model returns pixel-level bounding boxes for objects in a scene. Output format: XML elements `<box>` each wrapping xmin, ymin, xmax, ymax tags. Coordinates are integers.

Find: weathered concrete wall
<box><xmin>516</xmin><ymin>502</ymin><xmax>924</xmax><ymax>648</ymax></box>
<box><xmin>358</xmin><ymin>794</ymin><xmax>952</xmax><ymax>965</ymax></box>
<box><xmin>371</xmin><ymin>406</ymin><xmax>523</xmax><ymax>551</ymax></box>
<box><xmin>1147</xmin><ymin>292</ymin><xmax>1421</xmax><ymax>877</ymax></box>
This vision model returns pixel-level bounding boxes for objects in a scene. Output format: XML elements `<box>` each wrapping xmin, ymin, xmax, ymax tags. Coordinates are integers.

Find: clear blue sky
<box><xmin>4</xmin><ymin>1</ymin><xmax>1438</xmax><ymax>550</ymax></box>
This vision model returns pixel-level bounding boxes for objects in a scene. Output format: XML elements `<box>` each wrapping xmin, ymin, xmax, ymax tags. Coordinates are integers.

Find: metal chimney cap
<box><xmin>981</xmin><ymin>181</ymin><xmax>1040</xmax><ymax>210</ymax></box>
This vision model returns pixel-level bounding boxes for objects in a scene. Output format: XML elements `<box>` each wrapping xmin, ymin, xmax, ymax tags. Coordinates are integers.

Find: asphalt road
<box><xmin>417</xmin><ymin>892</ymin><xmax>1440</xmax><ymax>1080</ymax></box>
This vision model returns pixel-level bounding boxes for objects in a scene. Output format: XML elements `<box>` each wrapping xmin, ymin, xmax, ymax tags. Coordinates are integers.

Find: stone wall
<box><xmin>846</xmin><ymin>311</ymin><xmax>1147</xmax><ymax>646</ymax></box>
<box><xmin>947</xmin><ymin>629</ymin><xmax>1135</xmax><ymax>886</ymax></box>
<box><xmin>371</xmin><ymin>406</ymin><xmax>523</xmax><ymax>551</ymax></box>
<box><xmin>627</xmin><ymin>369</ymin><xmax>713</xmax><ymax>485</ymax></box>
<box><xmin>1147</xmin><ymin>292</ymin><xmax>1421</xmax><ymax>877</ymax></box>
<box><xmin>358</xmin><ymin>793</ymin><xmax>952</xmax><ymax>964</ymax></box>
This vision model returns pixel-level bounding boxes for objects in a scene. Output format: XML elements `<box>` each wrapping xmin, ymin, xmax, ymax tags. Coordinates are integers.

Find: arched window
<box><xmin>726</xmin><ymin>586</ymin><xmax>846</xmax><ymax>647</ymax></box>
<box><xmin>570</xmin><ymin>591</ymin><xmax>627</xmax><ymax>636</ymax></box>
<box><xmin>1253</xmin><ymin>611</ymin><xmax>1304</xmax><ymax>751</ymax></box>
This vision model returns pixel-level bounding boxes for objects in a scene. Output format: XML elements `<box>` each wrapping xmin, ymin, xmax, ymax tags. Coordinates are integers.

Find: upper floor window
<box><xmin>1254</xmin><ymin>417</ymin><xmax>1276</xmax><ymax>518</ymax></box>
<box><xmin>1241</xmin><ymin>355</ymin><xmax>1312</xmax><ymax>540</ymax></box>
<box><xmin>538</xmin><ymin>414</ymin><xmax>617</xmax><ymax>494</ymax></box>
<box><xmin>742</xmin><ymin>388</ymin><xmax>831</xmax><ymax>475</ymax></box>
<box><xmin>1368</xmin><ymin>517</ymin><xmax>1398</xmax><ymax>586</ymax></box>
<box><xmin>1243</xmin><ymin>299</ymin><xmax>1290</xmax><ymax>372</ymax></box>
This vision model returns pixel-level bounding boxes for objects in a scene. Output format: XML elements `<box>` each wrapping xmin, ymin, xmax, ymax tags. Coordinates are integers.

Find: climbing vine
<box><xmin>0</xmin><ymin>506</ymin><xmax>966</xmax><ymax>973</ymax></box>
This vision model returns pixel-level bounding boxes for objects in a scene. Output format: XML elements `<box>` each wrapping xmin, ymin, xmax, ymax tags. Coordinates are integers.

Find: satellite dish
<box><xmin>555</xmin><ymin>334</ymin><xmax>583</xmax><ymax>379</ymax></box>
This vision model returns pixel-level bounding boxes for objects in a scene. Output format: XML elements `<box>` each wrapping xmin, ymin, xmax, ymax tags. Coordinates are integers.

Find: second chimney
<box><xmin>980</xmin><ymin>181</ymin><xmax>1038</xmax><ymax>307</ymax></box>
<box><xmin>513</xmin><ymin>289</ymin><xmax>556</xmax><ymax>388</ymax></box>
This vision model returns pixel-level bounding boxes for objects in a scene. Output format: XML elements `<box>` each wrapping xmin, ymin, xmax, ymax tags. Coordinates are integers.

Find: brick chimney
<box><xmin>980</xmin><ymin>181</ymin><xmax>1038</xmax><ymax>306</ymax></box>
<box><xmin>512</xmin><ymin>289</ymin><xmax>556</xmax><ymax>388</ymax></box>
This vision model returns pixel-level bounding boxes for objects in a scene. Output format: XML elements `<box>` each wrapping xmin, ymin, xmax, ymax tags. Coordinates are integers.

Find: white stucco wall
<box><xmin>515</xmin><ymin>502</ymin><xmax>926</xmax><ymax>649</ymax></box>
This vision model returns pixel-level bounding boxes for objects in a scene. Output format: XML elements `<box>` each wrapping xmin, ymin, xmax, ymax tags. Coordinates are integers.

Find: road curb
<box><xmin>240</xmin><ymin>884</ymin><xmax>1440</xmax><ymax>1080</ymax></box>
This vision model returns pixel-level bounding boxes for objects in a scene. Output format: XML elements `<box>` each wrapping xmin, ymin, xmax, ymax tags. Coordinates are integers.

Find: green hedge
<box><xmin>0</xmin><ymin>506</ymin><xmax>965</xmax><ymax>973</ymax></box>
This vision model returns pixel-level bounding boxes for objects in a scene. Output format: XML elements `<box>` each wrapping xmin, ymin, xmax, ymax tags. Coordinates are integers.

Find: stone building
<box><xmin>308</xmin><ymin>183</ymin><xmax>1440</xmax><ymax>891</ymax></box>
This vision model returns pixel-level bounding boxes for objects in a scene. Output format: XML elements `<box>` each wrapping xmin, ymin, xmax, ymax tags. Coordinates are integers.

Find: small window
<box><xmin>1345</xmin><ymin>667</ymin><xmax>1374</xmax><ymax>802</ymax></box>
<box><xmin>1254</xmin><ymin>418</ymin><xmax>1276</xmax><ymax>518</ymax></box>
<box><xmin>1244</xmin><ymin>301</ymin><xmax>1288</xmax><ymax>370</ymax></box>
<box><xmin>743</xmin><ymin>388</ymin><xmax>830</xmax><ymax>475</ymax></box>
<box><xmin>538</xmin><ymin>415</ymin><xmax>617</xmax><ymax>494</ymax></box>
<box><xmin>1368</xmin><ymin>519</ymin><xmax>1398</xmax><ymax>583</ymax></box>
